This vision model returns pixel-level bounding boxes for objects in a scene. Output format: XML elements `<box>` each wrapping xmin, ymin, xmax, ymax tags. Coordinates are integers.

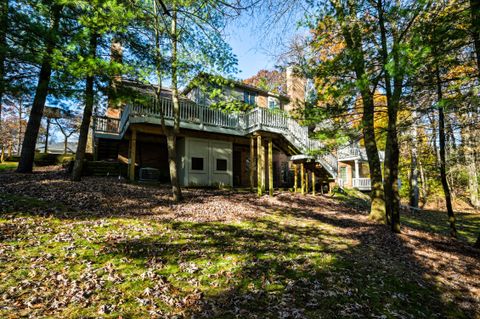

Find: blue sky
<box><xmin>224</xmin><ymin>20</ymin><xmax>276</xmax><ymax>79</ymax></box>
<box><xmin>223</xmin><ymin>7</ymin><xmax>306</xmax><ymax>80</ymax></box>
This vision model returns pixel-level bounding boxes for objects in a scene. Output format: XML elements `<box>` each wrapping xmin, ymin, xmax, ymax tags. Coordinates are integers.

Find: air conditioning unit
<box><xmin>139</xmin><ymin>167</ymin><xmax>161</xmax><ymax>182</ymax></box>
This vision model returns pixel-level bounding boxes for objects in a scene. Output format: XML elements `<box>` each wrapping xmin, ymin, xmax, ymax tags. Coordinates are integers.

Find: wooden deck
<box><xmin>93</xmin><ymin>97</ymin><xmax>338</xmax><ymax>178</ymax></box>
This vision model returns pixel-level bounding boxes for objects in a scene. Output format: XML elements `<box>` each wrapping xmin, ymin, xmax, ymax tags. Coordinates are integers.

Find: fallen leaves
<box><xmin>0</xmin><ymin>166</ymin><xmax>479</xmax><ymax>318</ymax></box>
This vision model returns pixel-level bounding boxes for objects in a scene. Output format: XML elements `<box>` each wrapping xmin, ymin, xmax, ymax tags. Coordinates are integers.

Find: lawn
<box><xmin>0</xmin><ymin>168</ymin><xmax>479</xmax><ymax>318</ymax></box>
<box><xmin>0</xmin><ymin>161</ymin><xmax>18</xmax><ymax>172</ymax></box>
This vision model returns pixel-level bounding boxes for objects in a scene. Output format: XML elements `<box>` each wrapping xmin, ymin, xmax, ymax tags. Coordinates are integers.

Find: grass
<box><xmin>0</xmin><ymin>161</ymin><xmax>18</xmax><ymax>171</ymax></box>
<box><xmin>1</xmin><ymin>190</ymin><xmax>475</xmax><ymax>319</ymax></box>
<box><xmin>402</xmin><ymin>209</ymin><xmax>480</xmax><ymax>244</ymax></box>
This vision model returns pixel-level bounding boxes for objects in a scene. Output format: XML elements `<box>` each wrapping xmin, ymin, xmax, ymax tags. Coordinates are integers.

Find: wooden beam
<box><xmin>293</xmin><ymin>164</ymin><xmax>298</xmax><ymax>193</ymax></box>
<box><xmin>301</xmin><ymin>163</ymin><xmax>305</xmax><ymax>195</ymax></box>
<box><xmin>312</xmin><ymin>171</ymin><xmax>316</xmax><ymax>196</ymax></box>
<box><xmin>128</xmin><ymin>129</ymin><xmax>137</xmax><ymax>181</ymax></box>
<box><xmin>268</xmin><ymin>138</ymin><xmax>273</xmax><ymax>196</ymax></box>
<box><xmin>257</xmin><ymin>135</ymin><xmax>262</xmax><ymax>196</ymax></box>
<box><xmin>261</xmin><ymin>138</ymin><xmax>266</xmax><ymax>194</ymax></box>
<box><xmin>250</xmin><ymin>136</ymin><xmax>255</xmax><ymax>192</ymax></box>
<box><xmin>305</xmin><ymin>170</ymin><xmax>309</xmax><ymax>195</ymax></box>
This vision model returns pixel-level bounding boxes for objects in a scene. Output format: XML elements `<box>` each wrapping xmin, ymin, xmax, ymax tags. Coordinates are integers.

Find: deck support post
<box><xmin>250</xmin><ymin>136</ymin><xmax>255</xmax><ymax>192</ymax></box>
<box><xmin>257</xmin><ymin>135</ymin><xmax>263</xmax><ymax>196</ymax></box>
<box><xmin>261</xmin><ymin>139</ymin><xmax>266</xmax><ymax>194</ymax></box>
<box><xmin>305</xmin><ymin>170</ymin><xmax>309</xmax><ymax>195</ymax></box>
<box><xmin>355</xmin><ymin>159</ymin><xmax>360</xmax><ymax>179</ymax></box>
<box><xmin>268</xmin><ymin>138</ymin><xmax>273</xmax><ymax>196</ymax></box>
<box><xmin>312</xmin><ymin>171</ymin><xmax>316</xmax><ymax>196</ymax></box>
<box><xmin>300</xmin><ymin>163</ymin><xmax>305</xmax><ymax>195</ymax></box>
<box><xmin>128</xmin><ymin>128</ymin><xmax>137</xmax><ymax>181</ymax></box>
<box><xmin>293</xmin><ymin>164</ymin><xmax>298</xmax><ymax>193</ymax></box>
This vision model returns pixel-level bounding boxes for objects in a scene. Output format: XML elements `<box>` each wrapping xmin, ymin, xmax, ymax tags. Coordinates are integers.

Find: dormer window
<box><xmin>244</xmin><ymin>91</ymin><xmax>256</xmax><ymax>105</ymax></box>
<box><xmin>268</xmin><ymin>97</ymin><xmax>279</xmax><ymax>109</ymax></box>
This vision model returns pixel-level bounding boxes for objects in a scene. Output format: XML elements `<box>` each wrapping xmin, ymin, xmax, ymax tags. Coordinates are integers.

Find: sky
<box><xmin>224</xmin><ymin>20</ymin><xmax>276</xmax><ymax>79</ymax></box>
<box><xmin>223</xmin><ymin>5</ymin><xmax>307</xmax><ymax>80</ymax></box>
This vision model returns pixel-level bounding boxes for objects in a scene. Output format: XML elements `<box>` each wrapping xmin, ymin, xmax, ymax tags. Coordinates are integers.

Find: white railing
<box><xmin>94</xmin><ymin>116</ymin><xmax>120</xmax><ymax>134</ymax></box>
<box><xmin>338</xmin><ymin>147</ymin><xmax>362</xmax><ymax>159</ymax></box>
<box><xmin>94</xmin><ymin>96</ymin><xmax>338</xmax><ymax>176</ymax></box>
<box><xmin>353</xmin><ymin>178</ymin><xmax>371</xmax><ymax>190</ymax></box>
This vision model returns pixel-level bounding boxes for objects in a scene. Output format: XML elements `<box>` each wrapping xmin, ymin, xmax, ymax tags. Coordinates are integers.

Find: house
<box><xmin>337</xmin><ymin>143</ymin><xmax>385</xmax><ymax>191</ymax></box>
<box><xmin>92</xmin><ymin>69</ymin><xmax>379</xmax><ymax>192</ymax></box>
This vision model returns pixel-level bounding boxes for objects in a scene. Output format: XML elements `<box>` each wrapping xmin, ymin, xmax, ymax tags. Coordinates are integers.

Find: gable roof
<box><xmin>183</xmin><ymin>73</ymin><xmax>290</xmax><ymax>101</ymax></box>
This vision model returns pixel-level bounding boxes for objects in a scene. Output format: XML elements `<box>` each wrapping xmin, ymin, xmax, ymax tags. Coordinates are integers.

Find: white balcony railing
<box><xmin>353</xmin><ymin>178</ymin><xmax>371</xmax><ymax>190</ymax></box>
<box><xmin>338</xmin><ymin>147</ymin><xmax>363</xmax><ymax>159</ymax></box>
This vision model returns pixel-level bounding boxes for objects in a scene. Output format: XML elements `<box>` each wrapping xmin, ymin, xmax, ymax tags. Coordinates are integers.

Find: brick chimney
<box><xmin>106</xmin><ymin>38</ymin><xmax>123</xmax><ymax>119</ymax></box>
<box><xmin>285</xmin><ymin>65</ymin><xmax>306</xmax><ymax>114</ymax></box>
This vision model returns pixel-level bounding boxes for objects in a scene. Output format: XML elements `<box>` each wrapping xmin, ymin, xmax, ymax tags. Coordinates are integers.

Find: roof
<box><xmin>120</xmin><ymin>79</ymin><xmax>173</xmax><ymax>98</ymax></box>
<box><xmin>183</xmin><ymin>73</ymin><xmax>290</xmax><ymax>101</ymax></box>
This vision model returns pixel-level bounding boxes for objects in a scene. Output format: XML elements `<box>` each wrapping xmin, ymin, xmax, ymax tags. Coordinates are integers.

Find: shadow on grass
<box><xmin>104</xmin><ymin>213</ymin><xmax>472</xmax><ymax>318</ymax></box>
<box><xmin>402</xmin><ymin>209</ymin><xmax>480</xmax><ymax>244</ymax></box>
<box><xmin>1</xmin><ymin>170</ymin><xmax>479</xmax><ymax>317</ymax></box>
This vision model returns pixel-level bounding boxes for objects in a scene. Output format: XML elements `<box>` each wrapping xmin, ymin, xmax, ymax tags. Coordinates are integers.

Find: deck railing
<box><xmin>94</xmin><ymin>116</ymin><xmax>120</xmax><ymax>134</ymax></box>
<box><xmin>94</xmin><ymin>97</ymin><xmax>338</xmax><ymax>175</ymax></box>
<box><xmin>353</xmin><ymin>178</ymin><xmax>371</xmax><ymax>190</ymax></box>
<box><xmin>338</xmin><ymin>147</ymin><xmax>362</xmax><ymax>159</ymax></box>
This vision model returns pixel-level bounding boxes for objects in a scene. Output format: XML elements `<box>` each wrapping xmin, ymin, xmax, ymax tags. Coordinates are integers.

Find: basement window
<box><xmin>191</xmin><ymin>157</ymin><xmax>204</xmax><ymax>171</ymax></box>
<box><xmin>216</xmin><ymin>158</ymin><xmax>228</xmax><ymax>171</ymax></box>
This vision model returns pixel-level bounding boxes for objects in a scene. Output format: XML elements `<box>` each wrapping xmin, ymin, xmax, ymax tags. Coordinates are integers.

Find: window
<box><xmin>244</xmin><ymin>91</ymin><xmax>256</xmax><ymax>105</ymax></box>
<box><xmin>216</xmin><ymin>158</ymin><xmax>228</xmax><ymax>171</ymax></box>
<box><xmin>191</xmin><ymin>157</ymin><xmax>204</xmax><ymax>171</ymax></box>
<box><xmin>340</xmin><ymin>167</ymin><xmax>347</xmax><ymax>182</ymax></box>
<box><xmin>268</xmin><ymin>97</ymin><xmax>280</xmax><ymax>109</ymax></box>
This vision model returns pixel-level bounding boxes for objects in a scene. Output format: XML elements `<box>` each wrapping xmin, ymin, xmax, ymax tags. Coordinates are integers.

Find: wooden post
<box><xmin>261</xmin><ymin>140</ymin><xmax>266</xmax><ymax>194</ymax></box>
<box><xmin>312</xmin><ymin>171</ymin><xmax>316</xmax><ymax>196</ymax></box>
<box><xmin>257</xmin><ymin>135</ymin><xmax>262</xmax><ymax>196</ymax></box>
<box><xmin>300</xmin><ymin>162</ymin><xmax>305</xmax><ymax>195</ymax></box>
<box><xmin>293</xmin><ymin>164</ymin><xmax>298</xmax><ymax>193</ymax></box>
<box><xmin>268</xmin><ymin>138</ymin><xmax>273</xmax><ymax>196</ymax></box>
<box><xmin>305</xmin><ymin>171</ymin><xmax>309</xmax><ymax>195</ymax></box>
<box><xmin>250</xmin><ymin>136</ymin><xmax>255</xmax><ymax>192</ymax></box>
<box><xmin>129</xmin><ymin>129</ymin><xmax>137</xmax><ymax>181</ymax></box>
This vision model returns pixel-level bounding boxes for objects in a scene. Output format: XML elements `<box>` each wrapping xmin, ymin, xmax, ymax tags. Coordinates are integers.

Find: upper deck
<box><xmin>93</xmin><ymin>96</ymin><xmax>338</xmax><ymax>178</ymax></box>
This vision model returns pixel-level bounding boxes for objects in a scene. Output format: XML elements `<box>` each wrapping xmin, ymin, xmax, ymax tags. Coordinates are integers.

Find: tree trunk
<box><xmin>470</xmin><ymin>0</ymin><xmax>480</xmax><ymax>80</ymax></box>
<box><xmin>461</xmin><ymin>116</ymin><xmax>480</xmax><ymax>207</ymax></box>
<box><xmin>419</xmin><ymin>157</ymin><xmax>428</xmax><ymax>208</ymax></box>
<box><xmin>334</xmin><ymin>0</ymin><xmax>385</xmax><ymax>222</ymax></box>
<box><xmin>167</xmin><ymin>134</ymin><xmax>181</xmax><ymax>201</ymax></box>
<box><xmin>436</xmin><ymin>66</ymin><xmax>457</xmax><ymax>238</ymax></box>
<box><xmin>410</xmin><ymin>120</ymin><xmax>419</xmax><ymax>210</ymax></box>
<box><xmin>17</xmin><ymin>5</ymin><xmax>61</xmax><ymax>173</ymax></box>
<box><xmin>168</xmin><ymin>6</ymin><xmax>182</xmax><ymax>202</ymax></box>
<box><xmin>64</xmin><ymin>136</ymin><xmax>67</xmax><ymax>154</ymax></box>
<box><xmin>0</xmin><ymin>0</ymin><xmax>8</xmax><ymax>130</ymax></box>
<box><xmin>377</xmin><ymin>0</ymin><xmax>401</xmax><ymax>232</ymax></box>
<box><xmin>363</xmin><ymin>96</ymin><xmax>386</xmax><ymax>222</ymax></box>
<box><xmin>17</xmin><ymin>96</ymin><xmax>23</xmax><ymax>155</ymax></box>
<box><xmin>72</xmin><ymin>32</ymin><xmax>97</xmax><ymax>181</ymax></box>
<box><xmin>44</xmin><ymin>118</ymin><xmax>50</xmax><ymax>153</ymax></box>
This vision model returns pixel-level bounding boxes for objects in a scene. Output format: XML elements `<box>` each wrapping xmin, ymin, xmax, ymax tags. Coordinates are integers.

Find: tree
<box><xmin>54</xmin><ymin>112</ymin><xmax>79</xmax><ymax>154</ymax></box>
<box><xmin>17</xmin><ymin>2</ymin><xmax>63</xmax><ymax>172</ymax></box>
<box><xmin>0</xmin><ymin>0</ymin><xmax>8</xmax><ymax>126</ymax></box>
<box><xmin>243</xmin><ymin>69</ymin><xmax>287</xmax><ymax>95</ymax></box>
<box><xmin>145</xmin><ymin>0</ymin><xmax>240</xmax><ymax>202</ymax></box>
<box><xmin>308</xmin><ymin>0</ymin><xmax>386</xmax><ymax>222</ymax></box>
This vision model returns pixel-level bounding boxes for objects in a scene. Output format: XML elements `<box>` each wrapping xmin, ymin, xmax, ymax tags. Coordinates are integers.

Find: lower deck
<box><xmin>94</xmin><ymin>124</ymin><xmax>330</xmax><ymax>189</ymax></box>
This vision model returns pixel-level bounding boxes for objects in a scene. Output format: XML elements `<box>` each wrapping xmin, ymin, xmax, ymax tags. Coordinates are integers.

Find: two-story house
<box><xmin>92</xmin><ymin>68</ymin><xmax>379</xmax><ymax>193</ymax></box>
